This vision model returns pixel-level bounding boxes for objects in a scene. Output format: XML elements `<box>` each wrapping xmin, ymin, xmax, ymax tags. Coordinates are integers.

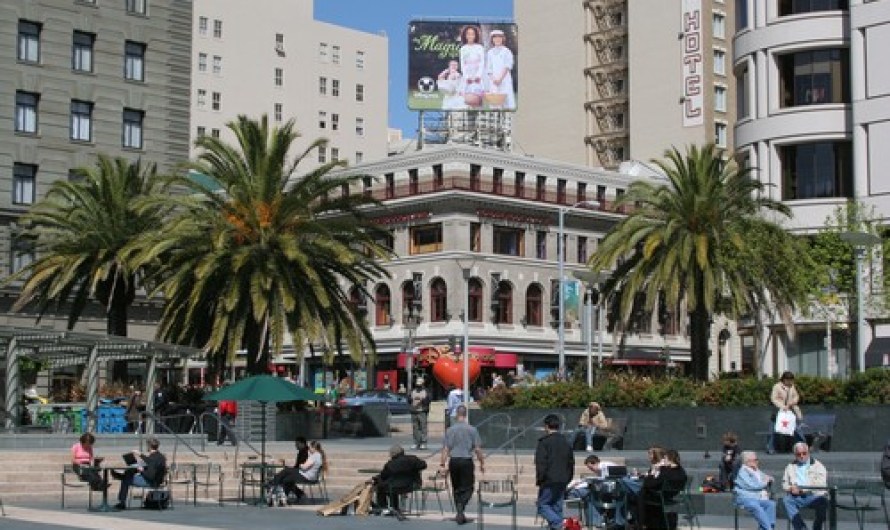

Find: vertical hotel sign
<box><xmin>682</xmin><ymin>0</ymin><xmax>703</xmax><ymax>127</ymax></box>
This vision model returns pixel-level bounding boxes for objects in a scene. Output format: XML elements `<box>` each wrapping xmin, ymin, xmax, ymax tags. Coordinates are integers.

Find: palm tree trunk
<box><xmin>244</xmin><ymin>319</ymin><xmax>270</xmax><ymax>375</ymax></box>
<box><xmin>107</xmin><ymin>291</ymin><xmax>130</xmax><ymax>382</ymax></box>
<box><xmin>689</xmin><ymin>305</ymin><xmax>711</xmax><ymax>381</ymax></box>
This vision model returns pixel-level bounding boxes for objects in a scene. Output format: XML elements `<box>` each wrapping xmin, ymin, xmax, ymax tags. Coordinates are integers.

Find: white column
<box><xmin>5</xmin><ymin>339</ymin><xmax>20</xmax><ymax>429</ymax></box>
<box><xmin>86</xmin><ymin>346</ymin><xmax>100</xmax><ymax>434</ymax></box>
<box><xmin>755</xmin><ymin>50</ymin><xmax>768</xmax><ymax>119</ymax></box>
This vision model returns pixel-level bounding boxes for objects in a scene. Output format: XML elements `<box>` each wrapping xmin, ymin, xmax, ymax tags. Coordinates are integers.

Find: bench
<box><xmin>797</xmin><ymin>413</ymin><xmax>836</xmax><ymax>452</ymax></box>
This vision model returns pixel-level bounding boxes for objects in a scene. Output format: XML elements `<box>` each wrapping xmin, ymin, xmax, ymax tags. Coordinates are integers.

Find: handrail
<box><xmin>196</xmin><ymin>411</ymin><xmax>264</xmax><ymax>474</ymax></box>
<box><xmin>487</xmin><ymin>411</ymin><xmax>570</xmax><ymax>457</ymax></box>
<box><xmin>474</xmin><ymin>412</ymin><xmax>520</xmax><ymax>479</ymax></box>
<box><xmin>137</xmin><ymin>411</ymin><xmax>209</xmax><ymax>465</ymax></box>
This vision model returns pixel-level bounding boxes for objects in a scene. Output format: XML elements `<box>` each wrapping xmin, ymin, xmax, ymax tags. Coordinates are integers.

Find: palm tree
<box><xmin>589</xmin><ymin>144</ymin><xmax>812</xmax><ymax>380</ymax></box>
<box><xmin>6</xmin><ymin>155</ymin><xmax>166</xmax><ymax>379</ymax></box>
<box><xmin>134</xmin><ymin>115</ymin><xmax>390</xmax><ymax>375</ymax></box>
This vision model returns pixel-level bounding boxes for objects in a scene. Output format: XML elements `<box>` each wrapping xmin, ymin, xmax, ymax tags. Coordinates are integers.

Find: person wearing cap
<box><xmin>768</xmin><ymin>371</ymin><xmax>804</xmax><ymax>454</ymax></box>
<box><xmin>409</xmin><ymin>377</ymin><xmax>430</xmax><ymax>450</ymax></box>
<box><xmin>578</xmin><ymin>402</ymin><xmax>622</xmax><ymax>452</ymax></box>
<box><xmin>374</xmin><ymin>444</ymin><xmax>427</xmax><ymax>519</ymax></box>
<box><xmin>485</xmin><ymin>28</ymin><xmax>515</xmax><ymax>110</ymax></box>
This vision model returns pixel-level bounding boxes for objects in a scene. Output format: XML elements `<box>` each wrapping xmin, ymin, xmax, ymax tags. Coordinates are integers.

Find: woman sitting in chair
<box><xmin>71</xmin><ymin>432</ymin><xmax>108</xmax><ymax>491</ymax></box>
<box><xmin>635</xmin><ymin>449</ymin><xmax>687</xmax><ymax>530</ymax></box>
<box><xmin>271</xmin><ymin>440</ymin><xmax>326</xmax><ymax>506</ymax></box>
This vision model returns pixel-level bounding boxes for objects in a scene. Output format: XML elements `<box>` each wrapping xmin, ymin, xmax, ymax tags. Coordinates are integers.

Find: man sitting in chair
<box><xmin>374</xmin><ymin>444</ymin><xmax>427</xmax><ymax>521</ymax></box>
<box><xmin>113</xmin><ymin>437</ymin><xmax>167</xmax><ymax>510</ymax></box>
<box><xmin>782</xmin><ymin>442</ymin><xmax>828</xmax><ymax>530</ymax></box>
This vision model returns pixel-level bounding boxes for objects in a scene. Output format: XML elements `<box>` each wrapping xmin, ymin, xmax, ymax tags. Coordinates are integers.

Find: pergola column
<box><xmin>86</xmin><ymin>346</ymin><xmax>100</xmax><ymax>433</ymax></box>
<box><xmin>144</xmin><ymin>354</ymin><xmax>158</xmax><ymax>435</ymax></box>
<box><xmin>4</xmin><ymin>339</ymin><xmax>20</xmax><ymax>429</ymax></box>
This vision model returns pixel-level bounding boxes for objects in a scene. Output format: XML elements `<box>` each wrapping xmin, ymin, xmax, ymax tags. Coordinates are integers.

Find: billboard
<box><xmin>408</xmin><ymin>20</ymin><xmax>518</xmax><ymax>111</ymax></box>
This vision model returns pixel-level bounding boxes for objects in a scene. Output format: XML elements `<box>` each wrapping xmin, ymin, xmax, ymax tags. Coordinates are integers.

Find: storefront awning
<box><xmin>397</xmin><ymin>346</ymin><xmax>518</xmax><ymax>369</ymax></box>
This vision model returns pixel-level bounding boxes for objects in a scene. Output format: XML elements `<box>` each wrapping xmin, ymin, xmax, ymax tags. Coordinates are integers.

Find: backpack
<box><xmin>143</xmin><ymin>489</ymin><xmax>170</xmax><ymax>510</ymax></box>
<box><xmin>701</xmin><ymin>475</ymin><xmax>725</xmax><ymax>493</ymax></box>
<box><xmin>563</xmin><ymin>517</ymin><xmax>582</xmax><ymax>530</ymax></box>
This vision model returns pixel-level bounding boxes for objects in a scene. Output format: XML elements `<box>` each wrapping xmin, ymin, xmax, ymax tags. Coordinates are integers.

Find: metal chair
<box><xmin>192</xmin><ymin>462</ymin><xmax>224</xmax><ymax>506</ymax></box>
<box><xmin>477</xmin><ymin>478</ymin><xmax>518</xmax><ymax>530</ymax></box>
<box><xmin>834</xmin><ymin>479</ymin><xmax>889</xmax><ymax>530</ymax></box>
<box><xmin>127</xmin><ymin>466</ymin><xmax>172</xmax><ymax>510</ymax></box>
<box><xmin>60</xmin><ymin>464</ymin><xmax>94</xmax><ymax>509</ymax></box>
<box><xmin>419</xmin><ymin>470</ymin><xmax>451</xmax><ymax>514</ymax></box>
<box><xmin>644</xmin><ymin>476</ymin><xmax>700</xmax><ymax>530</ymax></box>
<box><xmin>304</xmin><ymin>471</ymin><xmax>329</xmax><ymax>503</ymax></box>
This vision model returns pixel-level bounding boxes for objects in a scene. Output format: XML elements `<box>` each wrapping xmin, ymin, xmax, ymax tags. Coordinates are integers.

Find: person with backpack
<box><xmin>113</xmin><ymin>437</ymin><xmax>167</xmax><ymax>510</ymax></box>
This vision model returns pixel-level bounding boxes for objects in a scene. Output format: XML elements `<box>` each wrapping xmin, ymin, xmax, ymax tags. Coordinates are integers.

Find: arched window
<box><xmin>494</xmin><ymin>281</ymin><xmax>513</xmax><ymax>324</ymax></box>
<box><xmin>526</xmin><ymin>283</ymin><xmax>543</xmax><ymax>326</ymax></box>
<box><xmin>348</xmin><ymin>285</ymin><xmax>366</xmax><ymax>317</ymax></box>
<box><xmin>401</xmin><ymin>280</ymin><xmax>419</xmax><ymax>324</ymax></box>
<box><xmin>430</xmin><ymin>278</ymin><xmax>448</xmax><ymax>322</ymax></box>
<box><xmin>374</xmin><ymin>284</ymin><xmax>391</xmax><ymax>326</ymax></box>
<box><xmin>468</xmin><ymin>278</ymin><xmax>483</xmax><ymax>322</ymax></box>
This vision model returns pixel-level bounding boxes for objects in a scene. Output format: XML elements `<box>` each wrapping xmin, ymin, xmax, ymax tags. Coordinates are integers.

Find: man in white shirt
<box><xmin>566</xmin><ymin>455</ymin><xmax>619</xmax><ymax>527</ymax></box>
<box><xmin>782</xmin><ymin>442</ymin><xmax>828</xmax><ymax>530</ymax></box>
<box><xmin>445</xmin><ymin>384</ymin><xmax>464</xmax><ymax>429</ymax></box>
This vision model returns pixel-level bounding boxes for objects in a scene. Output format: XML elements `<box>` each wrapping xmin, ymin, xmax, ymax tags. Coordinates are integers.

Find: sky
<box><xmin>314</xmin><ymin>0</ymin><xmax>513</xmax><ymax>139</ymax></box>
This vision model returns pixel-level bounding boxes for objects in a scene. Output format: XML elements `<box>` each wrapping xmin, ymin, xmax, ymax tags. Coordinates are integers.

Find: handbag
<box><xmin>774</xmin><ymin>410</ymin><xmax>796</xmax><ymax>436</ymax></box>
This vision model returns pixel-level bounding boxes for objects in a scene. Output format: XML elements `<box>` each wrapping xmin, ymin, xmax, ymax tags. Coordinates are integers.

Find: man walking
<box><xmin>445</xmin><ymin>384</ymin><xmax>463</xmax><ymax>429</ymax></box>
<box><xmin>217</xmin><ymin>399</ymin><xmax>238</xmax><ymax>446</ymax></box>
<box><xmin>440</xmin><ymin>405</ymin><xmax>484</xmax><ymax>525</ymax></box>
<box><xmin>409</xmin><ymin>377</ymin><xmax>430</xmax><ymax>449</ymax></box>
<box><xmin>535</xmin><ymin>414</ymin><xmax>575</xmax><ymax>530</ymax></box>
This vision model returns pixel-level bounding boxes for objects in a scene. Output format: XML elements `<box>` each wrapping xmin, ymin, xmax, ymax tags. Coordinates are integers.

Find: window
<box><xmin>212</xmin><ymin>91</ymin><xmax>220</xmax><ymax>110</ymax></box>
<box><xmin>470</xmin><ymin>164</ymin><xmax>481</xmax><ymax>191</ymax></box>
<box><xmin>713</xmin><ymin>12</ymin><xmax>726</xmax><ymax>39</ymax></box>
<box><xmin>356</xmin><ymin>83</ymin><xmax>364</xmax><ymax>102</ymax></box>
<box><xmin>331</xmin><ymin>113</ymin><xmax>339</xmax><ymax>131</ymax></box>
<box><xmin>536</xmin><ymin>231</ymin><xmax>547</xmax><ymax>259</ymax></box>
<box><xmin>433</xmin><ymin>164</ymin><xmax>444</xmax><ymax>189</ymax></box>
<box><xmin>72</xmin><ymin>31</ymin><xmax>94</xmax><ymax>72</ymax></box>
<box><xmin>126</xmin><ymin>0</ymin><xmax>147</xmax><ymax>15</ymax></box>
<box><xmin>318</xmin><ymin>145</ymin><xmax>326</xmax><ymax>163</ymax></box>
<box><xmin>13</xmin><ymin>163</ymin><xmax>36</xmax><ymax>205</ymax></box>
<box><xmin>197</xmin><ymin>88</ymin><xmax>206</xmax><ymax>107</ymax></box>
<box><xmin>332</xmin><ymin>79</ymin><xmax>340</xmax><ymax>97</ymax></box>
<box><xmin>536</xmin><ymin>175</ymin><xmax>546</xmax><ymax>200</ymax></box>
<box><xmin>736</xmin><ymin>64</ymin><xmax>749</xmax><ymax>118</ymax></box>
<box><xmin>577</xmin><ymin>182</ymin><xmax>587</xmax><ymax>203</ymax></box>
<box><xmin>356</xmin><ymin>50</ymin><xmax>365</xmax><ymax>69</ymax></box>
<box><xmin>275</xmin><ymin>33</ymin><xmax>284</xmax><ymax>52</ymax></box>
<box><xmin>212</xmin><ymin>55</ymin><xmax>221</xmax><ymax>74</ymax></box>
<box><xmin>778</xmin><ymin>0</ymin><xmax>848</xmax><ymax>16</ymax></box>
<box><xmin>355</xmin><ymin>117</ymin><xmax>364</xmax><ymax>136</ymax></box>
<box><xmin>10</xmin><ymin>236</ymin><xmax>35</xmax><ymax>274</ymax></box>
<box><xmin>493</xmin><ymin>167</ymin><xmax>503</xmax><ymax>194</ymax></box>
<box><xmin>122</xmin><ymin>108</ymin><xmax>144</xmax><ymax>149</ymax></box>
<box><xmin>198</xmin><ymin>17</ymin><xmax>208</xmax><ymax>36</ymax></box>
<box><xmin>18</xmin><ymin>20</ymin><xmax>41</xmax><ymax>63</ymax></box>
<box><xmin>375</xmin><ymin>284</ymin><xmax>391</xmax><ymax>326</ymax></box>
<box><xmin>125</xmin><ymin>41</ymin><xmax>145</xmax><ymax>81</ymax></box>
<box><xmin>70</xmin><ymin>100</ymin><xmax>93</xmax><ymax>141</ymax></box>
<box><xmin>274</xmin><ymin>103</ymin><xmax>282</xmax><ymax>122</ymax></box>
<box><xmin>274</xmin><ymin>67</ymin><xmax>283</xmax><ymax>86</ymax></box>
<box><xmin>735</xmin><ymin>0</ymin><xmax>749</xmax><ymax>30</ymax></box>
<box><xmin>198</xmin><ymin>52</ymin><xmax>207</xmax><ymax>72</ymax></box>
<box><xmin>213</xmin><ymin>19</ymin><xmax>222</xmax><ymax>38</ymax></box>
<box><xmin>319</xmin><ymin>42</ymin><xmax>328</xmax><ymax>61</ymax></box>
<box><xmin>332</xmin><ymin>45</ymin><xmax>340</xmax><ymax>64</ymax></box>
<box><xmin>515</xmin><ymin>172</ymin><xmax>525</xmax><ymax>197</ymax></box>
<box><xmin>197</xmin><ymin>126</ymin><xmax>206</xmax><ymax>137</ymax></box>
<box><xmin>319</xmin><ymin>77</ymin><xmax>327</xmax><ymax>95</ymax></box>
<box><xmin>493</xmin><ymin>281</ymin><xmax>513</xmax><ymax>325</ymax></box>
<box><xmin>470</xmin><ymin>223</ymin><xmax>481</xmax><ymax>252</ymax></box>
<box><xmin>557</xmin><ymin>179</ymin><xmax>567</xmax><ymax>204</ymax></box>
<box><xmin>526</xmin><ymin>284</ymin><xmax>543</xmax><ymax>327</ymax></box>
<box><xmin>331</xmin><ymin>147</ymin><xmax>339</xmax><ymax>161</ymax></box>
<box><xmin>385</xmin><ymin>173</ymin><xmax>395</xmax><ymax>198</ymax></box>
<box><xmin>780</xmin><ymin>141</ymin><xmax>852</xmax><ymax>200</ymax></box>
<box><xmin>355</xmin><ymin>151</ymin><xmax>363</xmax><ymax>164</ymax></box>
<box><xmin>493</xmin><ymin>226</ymin><xmax>525</xmax><ymax>256</ymax></box>
<box><xmin>779</xmin><ymin>48</ymin><xmax>849</xmax><ymax>107</ymax></box>
<box><xmin>318</xmin><ymin>111</ymin><xmax>327</xmax><ymax>129</ymax></box>
<box><xmin>410</xmin><ymin>224</ymin><xmax>443</xmax><ymax>254</ymax></box>
<box><xmin>715</xmin><ymin>122</ymin><xmax>727</xmax><ymax>147</ymax></box>
<box><xmin>468</xmin><ymin>278</ymin><xmax>483</xmax><ymax>322</ymax></box>
<box><xmin>409</xmin><ymin>168</ymin><xmax>418</xmax><ymax>194</ymax></box>
<box><xmin>211</xmin><ymin>128</ymin><xmax>220</xmax><ymax>138</ymax></box>
<box><xmin>578</xmin><ymin>236</ymin><xmax>588</xmax><ymax>263</ymax></box>
<box><xmin>431</xmin><ymin>278</ymin><xmax>447</xmax><ymax>322</ymax></box>
<box><xmin>715</xmin><ymin>85</ymin><xmax>727</xmax><ymax>112</ymax></box>
<box><xmin>714</xmin><ymin>49</ymin><xmax>726</xmax><ymax>75</ymax></box>
<box><xmin>15</xmin><ymin>91</ymin><xmax>38</xmax><ymax>134</ymax></box>
<box><xmin>596</xmin><ymin>185</ymin><xmax>606</xmax><ymax>204</ymax></box>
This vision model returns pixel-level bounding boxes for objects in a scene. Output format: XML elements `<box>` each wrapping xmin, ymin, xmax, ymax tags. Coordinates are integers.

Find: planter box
<box><xmin>470</xmin><ymin>405</ymin><xmax>889</xmax><ymax>451</ymax></box>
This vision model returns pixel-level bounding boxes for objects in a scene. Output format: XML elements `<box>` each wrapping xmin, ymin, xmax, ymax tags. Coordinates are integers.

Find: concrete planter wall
<box><xmin>470</xmin><ymin>405</ymin><xmax>890</xmax><ymax>451</ymax></box>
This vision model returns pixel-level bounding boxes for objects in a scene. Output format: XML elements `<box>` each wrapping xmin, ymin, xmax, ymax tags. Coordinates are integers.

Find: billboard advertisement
<box><xmin>408</xmin><ymin>20</ymin><xmax>518</xmax><ymax>111</ymax></box>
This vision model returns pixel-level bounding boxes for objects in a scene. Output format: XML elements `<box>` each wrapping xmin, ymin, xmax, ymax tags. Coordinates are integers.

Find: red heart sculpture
<box><xmin>432</xmin><ymin>355</ymin><xmax>481</xmax><ymax>388</ymax></box>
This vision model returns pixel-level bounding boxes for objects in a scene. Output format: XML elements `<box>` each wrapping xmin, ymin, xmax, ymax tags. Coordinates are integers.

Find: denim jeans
<box><xmin>783</xmin><ymin>494</ymin><xmax>827</xmax><ymax>530</ymax></box>
<box><xmin>537</xmin><ymin>482</ymin><xmax>568</xmax><ymax>529</ymax></box>
<box><xmin>736</xmin><ymin>496</ymin><xmax>777</xmax><ymax>530</ymax></box>
<box><xmin>118</xmin><ymin>472</ymin><xmax>150</xmax><ymax>503</ymax></box>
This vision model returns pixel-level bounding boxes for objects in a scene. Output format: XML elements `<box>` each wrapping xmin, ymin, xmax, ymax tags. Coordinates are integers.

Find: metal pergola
<box><xmin>0</xmin><ymin>325</ymin><xmax>200</xmax><ymax>431</ymax></box>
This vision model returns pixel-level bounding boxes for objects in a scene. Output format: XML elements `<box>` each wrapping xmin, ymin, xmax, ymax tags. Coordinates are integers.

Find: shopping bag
<box><xmin>774</xmin><ymin>410</ymin><xmax>796</xmax><ymax>435</ymax></box>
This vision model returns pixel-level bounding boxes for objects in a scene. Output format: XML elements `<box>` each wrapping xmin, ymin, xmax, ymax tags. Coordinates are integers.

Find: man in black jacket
<box><xmin>375</xmin><ymin>444</ymin><xmax>427</xmax><ymax>519</ymax></box>
<box><xmin>114</xmin><ymin>437</ymin><xmax>167</xmax><ymax>510</ymax></box>
<box><xmin>535</xmin><ymin>414</ymin><xmax>575</xmax><ymax>530</ymax></box>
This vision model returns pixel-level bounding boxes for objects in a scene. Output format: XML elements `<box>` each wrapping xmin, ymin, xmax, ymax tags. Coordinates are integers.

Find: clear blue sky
<box><xmin>314</xmin><ymin>0</ymin><xmax>513</xmax><ymax>139</ymax></box>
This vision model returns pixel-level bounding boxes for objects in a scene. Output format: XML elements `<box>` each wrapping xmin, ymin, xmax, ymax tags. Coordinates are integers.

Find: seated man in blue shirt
<box><xmin>782</xmin><ymin>442</ymin><xmax>828</xmax><ymax>530</ymax></box>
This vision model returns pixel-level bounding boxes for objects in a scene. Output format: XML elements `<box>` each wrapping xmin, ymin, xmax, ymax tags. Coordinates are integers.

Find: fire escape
<box><xmin>583</xmin><ymin>0</ymin><xmax>629</xmax><ymax>168</ymax></box>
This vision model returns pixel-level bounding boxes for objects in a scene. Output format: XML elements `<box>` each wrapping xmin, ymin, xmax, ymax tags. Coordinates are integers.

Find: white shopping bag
<box><xmin>774</xmin><ymin>410</ymin><xmax>796</xmax><ymax>436</ymax></box>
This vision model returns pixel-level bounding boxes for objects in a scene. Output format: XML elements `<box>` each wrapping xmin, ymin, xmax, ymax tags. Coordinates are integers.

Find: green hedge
<box><xmin>479</xmin><ymin>368</ymin><xmax>890</xmax><ymax>409</ymax></box>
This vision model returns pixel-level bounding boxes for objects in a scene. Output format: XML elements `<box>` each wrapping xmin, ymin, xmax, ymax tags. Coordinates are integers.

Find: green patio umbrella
<box><xmin>204</xmin><ymin>375</ymin><xmax>318</xmax><ymax>504</ymax></box>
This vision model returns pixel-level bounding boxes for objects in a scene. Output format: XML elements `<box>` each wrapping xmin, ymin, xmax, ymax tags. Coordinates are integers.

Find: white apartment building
<box><xmin>513</xmin><ymin>0</ymin><xmax>735</xmax><ymax>169</ymax></box>
<box><xmin>733</xmin><ymin>0</ymin><xmax>890</xmax><ymax>375</ymax></box>
<box><xmin>191</xmin><ymin>0</ymin><xmax>388</xmax><ymax>168</ymax></box>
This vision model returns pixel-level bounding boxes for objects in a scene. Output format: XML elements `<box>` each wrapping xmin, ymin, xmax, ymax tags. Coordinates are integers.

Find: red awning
<box><xmin>397</xmin><ymin>346</ymin><xmax>518</xmax><ymax>369</ymax></box>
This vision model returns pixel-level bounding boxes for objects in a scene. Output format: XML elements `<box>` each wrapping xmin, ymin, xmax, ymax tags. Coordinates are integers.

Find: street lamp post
<box><xmin>402</xmin><ymin>307</ymin><xmax>419</xmax><ymax>391</ymax></box>
<box><xmin>462</xmin><ymin>266</ymin><xmax>471</xmax><ymax>407</ymax></box>
<box><xmin>574</xmin><ymin>270</ymin><xmax>609</xmax><ymax>386</ymax></box>
<box><xmin>840</xmin><ymin>231</ymin><xmax>881</xmax><ymax>373</ymax></box>
<box><xmin>557</xmin><ymin>201</ymin><xmax>600</xmax><ymax>379</ymax></box>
